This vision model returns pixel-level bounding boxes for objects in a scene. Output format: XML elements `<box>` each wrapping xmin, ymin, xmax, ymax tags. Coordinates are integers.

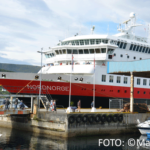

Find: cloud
<box><xmin>0</xmin><ymin>0</ymin><xmax>149</xmax><ymax>66</ymax></box>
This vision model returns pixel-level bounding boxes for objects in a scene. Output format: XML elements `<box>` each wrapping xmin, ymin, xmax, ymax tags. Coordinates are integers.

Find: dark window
<box><xmin>140</xmin><ymin>58</ymin><xmax>142</xmax><ymax>60</ymax></box>
<box><xmin>148</xmin><ymin>48</ymin><xmax>150</xmax><ymax>54</ymax></box>
<box><xmin>102</xmin><ymin>75</ymin><xmax>106</xmax><ymax>82</ymax></box>
<box><xmin>142</xmin><ymin>47</ymin><xmax>146</xmax><ymax>52</ymax></box>
<box><xmin>133</xmin><ymin>45</ymin><xmax>137</xmax><ymax>51</ymax></box>
<box><xmin>137</xmin><ymin>79</ymin><xmax>140</xmax><ymax>85</ymax></box>
<box><xmin>67</xmin><ymin>49</ymin><xmax>72</xmax><ymax>54</ymax></box>
<box><xmin>79</xmin><ymin>49</ymin><xmax>83</xmax><ymax>54</ymax></box>
<box><xmin>75</xmin><ymin>41</ymin><xmax>79</xmax><ymax>45</ymax></box>
<box><xmin>117</xmin><ymin>76</ymin><xmax>121</xmax><ymax>83</ymax></box>
<box><xmin>136</xmin><ymin>46</ymin><xmax>140</xmax><ymax>51</ymax></box>
<box><xmin>118</xmin><ymin>90</ymin><xmax>120</xmax><ymax>93</ymax></box>
<box><xmin>108</xmin><ymin>55</ymin><xmax>112</xmax><ymax>59</ymax></box>
<box><xmin>119</xmin><ymin>42</ymin><xmax>123</xmax><ymax>48</ymax></box>
<box><xmin>73</xmin><ymin>49</ymin><xmax>78</xmax><ymax>54</ymax></box>
<box><xmin>80</xmin><ymin>40</ymin><xmax>84</xmax><ymax>45</ymax></box>
<box><xmin>117</xmin><ymin>41</ymin><xmax>120</xmax><ymax>47</ymax></box>
<box><xmin>124</xmin><ymin>90</ymin><xmax>127</xmax><ymax>93</ymax></box>
<box><xmin>101</xmin><ymin>48</ymin><xmax>106</xmax><ymax>53</ymax></box>
<box><xmin>139</xmin><ymin>46</ymin><xmax>143</xmax><ymax>52</ymax></box>
<box><xmin>143</xmin><ymin>79</ymin><xmax>147</xmax><ymax>85</ymax></box>
<box><xmin>134</xmin><ymin>57</ymin><xmax>136</xmax><ymax>59</ymax></box>
<box><xmin>145</xmin><ymin>47</ymin><xmax>149</xmax><ymax>53</ymax></box>
<box><xmin>127</xmin><ymin>55</ymin><xmax>129</xmax><ymax>58</ymax></box>
<box><xmin>120</xmin><ymin>54</ymin><xmax>123</xmax><ymax>57</ymax></box>
<box><xmin>89</xmin><ymin>49</ymin><xmax>94</xmax><ymax>54</ymax></box>
<box><xmin>144</xmin><ymin>91</ymin><xmax>146</xmax><ymax>94</ymax></box>
<box><xmin>123</xmin><ymin>43</ymin><xmax>127</xmax><ymax>49</ymax></box>
<box><xmin>137</xmin><ymin>91</ymin><xmax>140</xmax><ymax>94</ymax></box>
<box><xmin>84</xmin><ymin>49</ymin><xmax>89</xmax><ymax>54</ymax></box>
<box><xmin>129</xmin><ymin>44</ymin><xmax>133</xmax><ymax>50</ymax></box>
<box><xmin>114</xmin><ymin>53</ymin><xmax>116</xmax><ymax>56</ymax></box>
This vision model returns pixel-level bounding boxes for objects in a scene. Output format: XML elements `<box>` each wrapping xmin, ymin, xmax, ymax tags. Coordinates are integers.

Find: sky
<box><xmin>0</xmin><ymin>0</ymin><xmax>150</xmax><ymax>66</ymax></box>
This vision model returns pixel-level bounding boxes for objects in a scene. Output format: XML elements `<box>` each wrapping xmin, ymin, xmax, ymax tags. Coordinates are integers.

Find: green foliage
<box><xmin>70</xmin><ymin>101</ymin><xmax>74</xmax><ymax>106</ymax></box>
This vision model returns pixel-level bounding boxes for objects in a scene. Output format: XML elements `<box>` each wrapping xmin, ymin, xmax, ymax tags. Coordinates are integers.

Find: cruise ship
<box><xmin>0</xmin><ymin>12</ymin><xmax>150</xmax><ymax>108</ymax></box>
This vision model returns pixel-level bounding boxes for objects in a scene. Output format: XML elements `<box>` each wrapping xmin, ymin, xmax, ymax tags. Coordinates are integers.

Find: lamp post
<box><xmin>37</xmin><ymin>48</ymin><xmax>43</xmax><ymax>109</ymax></box>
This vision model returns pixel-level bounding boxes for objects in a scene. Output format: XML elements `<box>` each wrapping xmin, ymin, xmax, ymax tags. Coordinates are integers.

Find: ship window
<box><xmin>109</xmin><ymin>76</ymin><xmax>113</xmax><ymax>82</ymax></box>
<box><xmin>140</xmin><ymin>58</ymin><xmax>142</xmax><ymax>60</ymax></box>
<box><xmin>85</xmin><ymin>40</ymin><xmax>89</xmax><ymax>45</ymax></box>
<box><xmin>102</xmin><ymin>39</ymin><xmax>108</xmax><ymax>44</ymax></box>
<box><xmin>73</xmin><ymin>49</ymin><xmax>78</xmax><ymax>54</ymax></box>
<box><xmin>45</xmin><ymin>54</ymin><xmax>48</xmax><ymax>58</ymax></box>
<box><xmin>143</xmin><ymin>79</ymin><xmax>147</xmax><ymax>85</ymax></box>
<box><xmin>137</xmin><ymin>91</ymin><xmax>140</xmax><ymax>94</ymax></box>
<box><xmin>89</xmin><ymin>49</ymin><xmax>94</xmax><ymax>54</ymax></box>
<box><xmin>142</xmin><ymin>47</ymin><xmax>146</xmax><ymax>52</ymax></box>
<box><xmin>144</xmin><ymin>91</ymin><xmax>146</xmax><ymax>94</ymax></box>
<box><xmin>133</xmin><ymin>45</ymin><xmax>137</xmax><ymax>51</ymax></box>
<box><xmin>119</xmin><ymin>42</ymin><xmax>123</xmax><ymax>48</ymax></box>
<box><xmin>114</xmin><ymin>53</ymin><xmax>116</xmax><ymax>56</ymax></box>
<box><xmin>80</xmin><ymin>40</ymin><xmax>84</xmax><ymax>45</ymax></box>
<box><xmin>59</xmin><ymin>50</ymin><xmax>62</xmax><ymax>54</ymax></box>
<box><xmin>90</xmin><ymin>39</ymin><xmax>95</xmax><ymax>45</ymax></box>
<box><xmin>148</xmin><ymin>48</ymin><xmax>150</xmax><ymax>54</ymax></box>
<box><xmin>84</xmin><ymin>49</ymin><xmax>89</xmax><ymax>54</ymax></box>
<box><xmin>145</xmin><ymin>47</ymin><xmax>149</xmax><ymax>53</ymax></box>
<box><xmin>137</xmin><ymin>78</ymin><xmax>140</xmax><ymax>85</ymax></box>
<box><xmin>134</xmin><ymin>57</ymin><xmax>136</xmax><ymax>59</ymax></box>
<box><xmin>71</xmin><ymin>41</ymin><xmax>75</xmax><ymax>45</ymax></box>
<box><xmin>124</xmin><ymin>77</ymin><xmax>128</xmax><ymax>84</ymax></box>
<box><xmin>62</xmin><ymin>49</ymin><xmax>66</xmax><ymax>54</ymax></box>
<box><xmin>101</xmin><ymin>48</ymin><xmax>106</xmax><ymax>53</ymax></box>
<box><xmin>95</xmin><ymin>49</ymin><xmax>100</xmax><ymax>53</ymax></box>
<box><xmin>67</xmin><ymin>49</ymin><xmax>72</xmax><ymax>54</ymax></box>
<box><xmin>52</xmin><ymin>53</ymin><xmax>54</xmax><ymax>57</ymax></box>
<box><xmin>123</xmin><ymin>43</ymin><xmax>127</xmax><ymax>49</ymax></box>
<box><xmin>136</xmin><ymin>46</ymin><xmax>140</xmax><ymax>51</ymax></box>
<box><xmin>96</xmin><ymin>39</ymin><xmax>101</xmax><ymax>44</ymax></box>
<box><xmin>127</xmin><ymin>55</ymin><xmax>129</xmax><ymax>58</ymax></box>
<box><xmin>75</xmin><ymin>40</ymin><xmax>79</xmax><ymax>45</ymax></box>
<box><xmin>107</xmin><ymin>49</ymin><xmax>113</xmax><ymax>54</ymax></box>
<box><xmin>79</xmin><ymin>49</ymin><xmax>83</xmax><ymax>54</ymax></box>
<box><xmin>149</xmin><ymin>80</ymin><xmax>150</xmax><ymax>86</ymax></box>
<box><xmin>102</xmin><ymin>75</ymin><xmax>106</xmax><ymax>82</ymax></box>
<box><xmin>129</xmin><ymin>44</ymin><xmax>133</xmax><ymax>50</ymax></box>
<box><xmin>139</xmin><ymin>46</ymin><xmax>143</xmax><ymax>52</ymax></box>
<box><xmin>55</xmin><ymin>50</ymin><xmax>59</xmax><ymax>55</ymax></box>
<box><xmin>117</xmin><ymin>76</ymin><xmax>121</xmax><ymax>83</ymax></box>
<box><xmin>120</xmin><ymin>54</ymin><xmax>123</xmax><ymax>57</ymax></box>
<box><xmin>117</xmin><ymin>41</ymin><xmax>120</xmax><ymax>47</ymax></box>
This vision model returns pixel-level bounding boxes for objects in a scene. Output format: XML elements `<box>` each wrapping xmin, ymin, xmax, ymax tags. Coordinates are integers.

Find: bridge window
<box><xmin>109</xmin><ymin>76</ymin><xmax>113</xmax><ymax>82</ymax></box>
<box><xmin>95</xmin><ymin>49</ymin><xmax>100</xmax><ymax>53</ymax></box>
<box><xmin>89</xmin><ymin>49</ymin><xmax>94</xmax><ymax>54</ymax></box>
<box><xmin>102</xmin><ymin>75</ymin><xmax>106</xmax><ymax>82</ymax></box>
<box><xmin>90</xmin><ymin>39</ymin><xmax>95</xmax><ymax>45</ymax></box>
<box><xmin>80</xmin><ymin>40</ymin><xmax>84</xmax><ymax>45</ymax></box>
<box><xmin>143</xmin><ymin>79</ymin><xmax>147</xmax><ymax>85</ymax></box>
<box><xmin>71</xmin><ymin>41</ymin><xmax>75</xmax><ymax>45</ymax></box>
<box><xmin>45</xmin><ymin>54</ymin><xmax>48</xmax><ymax>58</ymax></box>
<box><xmin>134</xmin><ymin>57</ymin><xmax>136</xmax><ymax>59</ymax></box>
<box><xmin>67</xmin><ymin>49</ymin><xmax>72</xmax><ymax>54</ymax></box>
<box><xmin>127</xmin><ymin>55</ymin><xmax>129</xmax><ymax>58</ymax></box>
<box><xmin>117</xmin><ymin>41</ymin><xmax>120</xmax><ymax>47</ymax></box>
<box><xmin>62</xmin><ymin>49</ymin><xmax>66</xmax><ymax>54</ymax></box>
<box><xmin>123</xmin><ymin>43</ymin><xmax>127</xmax><ymax>49</ymax></box>
<box><xmin>85</xmin><ymin>40</ymin><xmax>89</xmax><ymax>45</ymax></box>
<box><xmin>129</xmin><ymin>44</ymin><xmax>133</xmax><ymax>50</ymax></box>
<box><xmin>139</xmin><ymin>46</ymin><xmax>143</xmax><ymax>52</ymax></box>
<box><xmin>117</xmin><ymin>76</ymin><xmax>121</xmax><ymax>83</ymax></box>
<box><xmin>73</xmin><ymin>49</ymin><xmax>78</xmax><ymax>54</ymax></box>
<box><xmin>137</xmin><ymin>79</ymin><xmax>140</xmax><ymax>85</ymax></box>
<box><xmin>59</xmin><ymin>50</ymin><xmax>62</xmax><ymax>54</ymax></box>
<box><xmin>107</xmin><ymin>49</ymin><xmax>113</xmax><ymax>54</ymax></box>
<box><xmin>119</xmin><ymin>42</ymin><xmax>123</xmax><ymax>48</ymax></box>
<box><xmin>96</xmin><ymin>39</ymin><xmax>101</xmax><ymax>44</ymax></box>
<box><xmin>148</xmin><ymin>48</ymin><xmax>150</xmax><ymax>54</ymax></box>
<box><xmin>102</xmin><ymin>39</ymin><xmax>108</xmax><ymax>44</ymax></box>
<box><xmin>79</xmin><ymin>49</ymin><xmax>83</xmax><ymax>54</ymax></box>
<box><xmin>145</xmin><ymin>47</ymin><xmax>149</xmax><ymax>53</ymax></box>
<box><xmin>75</xmin><ymin>40</ymin><xmax>79</xmax><ymax>45</ymax></box>
<box><xmin>114</xmin><ymin>53</ymin><xmax>116</xmax><ymax>56</ymax></box>
<box><xmin>133</xmin><ymin>45</ymin><xmax>137</xmax><ymax>51</ymax></box>
<box><xmin>101</xmin><ymin>48</ymin><xmax>106</xmax><ymax>53</ymax></box>
<box><xmin>84</xmin><ymin>49</ymin><xmax>89</xmax><ymax>54</ymax></box>
<box><xmin>136</xmin><ymin>46</ymin><xmax>140</xmax><ymax>51</ymax></box>
<box><xmin>124</xmin><ymin>77</ymin><xmax>128</xmax><ymax>84</ymax></box>
<box><xmin>52</xmin><ymin>53</ymin><xmax>54</xmax><ymax>57</ymax></box>
<box><xmin>55</xmin><ymin>50</ymin><xmax>59</xmax><ymax>55</ymax></box>
<box><xmin>142</xmin><ymin>47</ymin><xmax>146</xmax><ymax>53</ymax></box>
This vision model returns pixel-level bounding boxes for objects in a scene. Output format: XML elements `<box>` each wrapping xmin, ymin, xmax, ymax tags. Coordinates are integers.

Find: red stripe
<box><xmin>0</xmin><ymin>111</ymin><xmax>4</xmax><ymax>115</ymax></box>
<box><xmin>18</xmin><ymin>111</ymin><xmax>23</xmax><ymax>114</ymax></box>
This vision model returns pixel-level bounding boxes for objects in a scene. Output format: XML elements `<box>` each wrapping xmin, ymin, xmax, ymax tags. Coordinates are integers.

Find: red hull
<box><xmin>0</xmin><ymin>78</ymin><xmax>149</xmax><ymax>99</ymax></box>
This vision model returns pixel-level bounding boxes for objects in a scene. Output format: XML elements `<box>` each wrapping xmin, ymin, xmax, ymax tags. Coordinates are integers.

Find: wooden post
<box><xmin>10</xmin><ymin>96</ymin><xmax>13</xmax><ymax>109</ymax></box>
<box><xmin>130</xmin><ymin>72</ymin><xmax>134</xmax><ymax>112</ymax></box>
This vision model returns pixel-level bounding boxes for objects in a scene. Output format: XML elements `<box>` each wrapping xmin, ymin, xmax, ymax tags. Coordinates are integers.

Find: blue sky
<box><xmin>0</xmin><ymin>0</ymin><xmax>150</xmax><ymax>66</ymax></box>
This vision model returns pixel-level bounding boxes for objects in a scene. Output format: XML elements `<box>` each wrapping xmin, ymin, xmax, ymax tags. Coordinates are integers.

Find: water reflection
<box><xmin>0</xmin><ymin>127</ymin><xmax>148</xmax><ymax>150</ymax></box>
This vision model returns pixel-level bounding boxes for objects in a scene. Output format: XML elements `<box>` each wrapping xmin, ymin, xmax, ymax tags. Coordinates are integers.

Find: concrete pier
<box><xmin>0</xmin><ymin>111</ymin><xmax>149</xmax><ymax>137</ymax></box>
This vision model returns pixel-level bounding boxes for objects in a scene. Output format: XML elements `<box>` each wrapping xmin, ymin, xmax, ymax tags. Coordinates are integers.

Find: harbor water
<box><xmin>0</xmin><ymin>127</ymin><xmax>149</xmax><ymax>150</ymax></box>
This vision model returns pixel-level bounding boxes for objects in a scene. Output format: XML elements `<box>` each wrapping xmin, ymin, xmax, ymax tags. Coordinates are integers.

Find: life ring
<box><xmin>76</xmin><ymin>115</ymin><xmax>82</xmax><ymax>123</ymax></box>
<box><xmin>88</xmin><ymin>115</ymin><xmax>95</xmax><ymax>123</ymax></box>
<box><xmin>68</xmin><ymin>116</ymin><xmax>75</xmax><ymax>124</ymax></box>
<box><xmin>106</xmin><ymin>114</ymin><xmax>113</xmax><ymax>123</ymax></box>
<box><xmin>95</xmin><ymin>114</ymin><xmax>101</xmax><ymax>122</ymax></box>
<box><xmin>82</xmin><ymin>115</ymin><xmax>88</xmax><ymax>123</ymax></box>
<box><xmin>118</xmin><ymin>114</ymin><xmax>123</xmax><ymax>122</ymax></box>
<box><xmin>101</xmin><ymin>114</ymin><xmax>106</xmax><ymax>123</ymax></box>
<box><xmin>112</xmin><ymin>114</ymin><xmax>118</xmax><ymax>122</ymax></box>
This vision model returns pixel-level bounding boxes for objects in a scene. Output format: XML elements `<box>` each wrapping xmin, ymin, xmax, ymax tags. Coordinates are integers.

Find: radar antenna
<box><xmin>91</xmin><ymin>25</ymin><xmax>95</xmax><ymax>34</ymax></box>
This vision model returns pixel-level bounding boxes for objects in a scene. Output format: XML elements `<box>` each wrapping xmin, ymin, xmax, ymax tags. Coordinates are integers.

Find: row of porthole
<box><xmin>68</xmin><ymin>114</ymin><xmax>123</xmax><ymax>124</ymax></box>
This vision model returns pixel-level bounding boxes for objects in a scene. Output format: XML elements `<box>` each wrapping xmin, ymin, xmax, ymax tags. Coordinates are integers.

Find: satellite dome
<box><xmin>130</xmin><ymin>12</ymin><xmax>135</xmax><ymax>18</ymax></box>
